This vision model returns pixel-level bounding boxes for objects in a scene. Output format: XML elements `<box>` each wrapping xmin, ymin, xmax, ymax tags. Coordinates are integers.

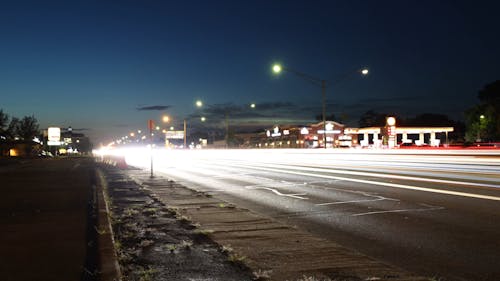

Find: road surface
<box><xmin>122</xmin><ymin>148</ymin><xmax>500</xmax><ymax>281</ymax></box>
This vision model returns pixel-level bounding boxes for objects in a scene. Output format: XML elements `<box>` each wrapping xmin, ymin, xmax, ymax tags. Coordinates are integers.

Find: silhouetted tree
<box><xmin>6</xmin><ymin>117</ymin><xmax>19</xmax><ymax>140</ymax></box>
<box><xmin>0</xmin><ymin>109</ymin><xmax>9</xmax><ymax>140</ymax></box>
<box><xmin>315</xmin><ymin>113</ymin><xmax>337</xmax><ymax>122</ymax></box>
<box><xmin>465</xmin><ymin>80</ymin><xmax>500</xmax><ymax>142</ymax></box>
<box><xmin>358</xmin><ymin>110</ymin><xmax>387</xmax><ymax>127</ymax></box>
<box><xmin>403</xmin><ymin>113</ymin><xmax>454</xmax><ymax>127</ymax></box>
<box><xmin>16</xmin><ymin>115</ymin><xmax>40</xmax><ymax>141</ymax></box>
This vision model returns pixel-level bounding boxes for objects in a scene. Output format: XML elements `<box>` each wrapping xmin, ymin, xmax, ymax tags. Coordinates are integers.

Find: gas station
<box><xmin>344</xmin><ymin>117</ymin><xmax>454</xmax><ymax>148</ymax></box>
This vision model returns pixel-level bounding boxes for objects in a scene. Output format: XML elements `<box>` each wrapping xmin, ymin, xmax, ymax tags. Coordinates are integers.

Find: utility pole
<box><xmin>321</xmin><ymin>80</ymin><xmax>327</xmax><ymax>149</ymax></box>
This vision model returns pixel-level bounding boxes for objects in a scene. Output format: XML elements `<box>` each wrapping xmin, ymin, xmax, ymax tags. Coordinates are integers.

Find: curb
<box><xmin>95</xmin><ymin>168</ymin><xmax>122</xmax><ymax>281</ymax></box>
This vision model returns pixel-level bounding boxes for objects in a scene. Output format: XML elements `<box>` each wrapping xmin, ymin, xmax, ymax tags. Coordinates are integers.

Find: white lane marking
<box><xmin>352</xmin><ymin>203</ymin><xmax>445</xmax><ymax>217</ymax></box>
<box><xmin>249</xmin><ymin>162</ymin><xmax>500</xmax><ymax>189</ymax></box>
<box><xmin>231</xmin><ymin>164</ymin><xmax>500</xmax><ymax>202</ymax></box>
<box><xmin>317</xmin><ymin>196</ymin><xmax>387</xmax><ymax>206</ymax></box>
<box><xmin>245</xmin><ymin>185</ymin><xmax>308</xmax><ymax>200</ymax></box>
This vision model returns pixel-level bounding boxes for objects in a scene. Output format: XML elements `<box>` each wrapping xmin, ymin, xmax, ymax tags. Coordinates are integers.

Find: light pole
<box><xmin>182</xmin><ymin>101</ymin><xmax>205</xmax><ymax>148</ymax></box>
<box><xmin>272</xmin><ymin>63</ymin><xmax>368</xmax><ymax>148</ymax></box>
<box><xmin>224</xmin><ymin>103</ymin><xmax>256</xmax><ymax>148</ymax></box>
<box><xmin>477</xmin><ymin>114</ymin><xmax>485</xmax><ymax>142</ymax></box>
<box><xmin>148</xmin><ymin>119</ymin><xmax>154</xmax><ymax>177</ymax></box>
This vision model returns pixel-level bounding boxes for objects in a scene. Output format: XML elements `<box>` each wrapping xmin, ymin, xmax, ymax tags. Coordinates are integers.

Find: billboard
<box><xmin>165</xmin><ymin>131</ymin><xmax>184</xmax><ymax>139</ymax></box>
<box><xmin>48</xmin><ymin>127</ymin><xmax>61</xmax><ymax>146</ymax></box>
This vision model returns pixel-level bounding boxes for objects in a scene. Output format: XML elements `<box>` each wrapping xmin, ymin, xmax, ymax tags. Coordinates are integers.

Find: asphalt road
<box><xmin>124</xmin><ymin>148</ymin><xmax>500</xmax><ymax>281</ymax></box>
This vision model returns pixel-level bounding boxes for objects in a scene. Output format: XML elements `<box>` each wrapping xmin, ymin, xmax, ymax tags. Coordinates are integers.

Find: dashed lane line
<box><xmin>230</xmin><ymin>163</ymin><xmax>500</xmax><ymax>202</ymax></box>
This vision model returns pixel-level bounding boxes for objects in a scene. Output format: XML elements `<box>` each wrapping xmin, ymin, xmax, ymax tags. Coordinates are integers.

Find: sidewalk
<box><xmin>0</xmin><ymin>158</ymin><xmax>97</xmax><ymax>281</ymax></box>
<box><xmin>123</xmin><ymin>167</ymin><xmax>428</xmax><ymax>281</ymax></box>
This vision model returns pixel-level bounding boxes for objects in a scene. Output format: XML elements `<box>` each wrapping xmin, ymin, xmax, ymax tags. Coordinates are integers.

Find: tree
<box><xmin>465</xmin><ymin>80</ymin><xmax>500</xmax><ymax>142</ymax></box>
<box><xmin>16</xmin><ymin>115</ymin><xmax>40</xmax><ymax>141</ymax></box>
<box><xmin>0</xmin><ymin>109</ymin><xmax>9</xmax><ymax>139</ymax></box>
<box><xmin>6</xmin><ymin>117</ymin><xmax>19</xmax><ymax>140</ymax></box>
<box><xmin>403</xmin><ymin>113</ymin><xmax>454</xmax><ymax>127</ymax></box>
<box><xmin>315</xmin><ymin>113</ymin><xmax>337</xmax><ymax>122</ymax></box>
<box><xmin>358</xmin><ymin>110</ymin><xmax>387</xmax><ymax>127</ymax></box>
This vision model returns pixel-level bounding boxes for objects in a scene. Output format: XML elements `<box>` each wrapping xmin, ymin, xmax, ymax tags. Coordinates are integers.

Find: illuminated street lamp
<box><xmin>183</xmin><ymin>100</ymin><xmax>205</xmax><ymax>148</ymax></box>
<box><xmin>224</xmin><ymin>103</ymin><xmax>256</xmax><ymax>148</ymax></box>
<box><xmin>273</xmin><ymin>63</ymin><xmax>368</xmax><ymax>148</ymax></box>
<box><xmin>477</xmin><ymin>114</ymin><xmax>485</xmax><ymax>142</ymax></box>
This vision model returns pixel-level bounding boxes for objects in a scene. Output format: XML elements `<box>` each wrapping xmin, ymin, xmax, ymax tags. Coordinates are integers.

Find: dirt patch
<box><xmin>102</xmin><ymin>166</ymin><xmax>255</xmax><ymax>281</ymax></box>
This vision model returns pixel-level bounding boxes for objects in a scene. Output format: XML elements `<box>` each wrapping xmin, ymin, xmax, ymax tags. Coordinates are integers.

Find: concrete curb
<box><xmin>95</xmin><ymin>168</ymin><xmax>122</xmax><ymax>281</ymax></box>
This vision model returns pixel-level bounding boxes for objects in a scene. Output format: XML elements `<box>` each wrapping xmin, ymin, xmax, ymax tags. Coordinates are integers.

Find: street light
<box><xmin>477</xmin><ymin>114</ymin><xmax>485</xmax><ymax>142</ymax></box>
<box><xmin>272</xmin><ymin>63</ymin><xmax>368</xmax><ymax>148</ymax></box>
<box><xmin>224</xmin><ymin>103</ymin><xmax>256</xmax><ymax>148</ymax></box>
<box><xmin>183</xmin><ymin>100</ymin><xmax>205</xmax><ymax>148</ymax></box>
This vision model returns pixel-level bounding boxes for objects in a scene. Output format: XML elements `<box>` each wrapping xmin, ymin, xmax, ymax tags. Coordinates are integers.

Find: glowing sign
<box><xmin>48</xmin><ymin>127</ymin><xmax>61</xmax><ymax>146</ymax></box>
<box><xmin>165</xmin><ymin>131</ymin><xmax>184</xmax><ymax>139</ymax></box>
<box><xmin>48</xmin><ymin>127</ymin><xmax>60</xmax><ymax>142</ymax></box>
<box><xmin>271</xmin><ymin>126</ymin><xmax>281</xmax><ymax>137</ymax></box>
<box><xmin>300</xmin><ymin>127</ymin><xmax>309</xmax><ymax>135</ymax></box>
<box><xmin>387</xmin><ymin>117</ymin><xmax>396</xmax><ymax>126</ymax></box>
<box><xmin>325</xmin><ymin>123</ymin><xmax>334</xmax><ymax>131</ymax></box>
<box><xmin>317</xmin><ymin>130</ymin><xmax>341</xmax><ymax>134</ymax></box>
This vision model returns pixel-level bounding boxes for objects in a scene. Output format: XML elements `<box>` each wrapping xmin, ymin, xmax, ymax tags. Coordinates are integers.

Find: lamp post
<box><xmin>182</xmin><ymin>101</ymin><xmax>205</xmax><ymax>148</ymax></box>
<box><xmin>272</xmin><ymin>63</ymin><xmax>368</xmax><ymax>148</ymax></box>
<box><xmin>224</xmin><ymin>103</ymin><xmax>256</xmax><ymax>148</ymax></box>
<box><xmin>477</xmin><ymin>114</ymin><xmax>485</xmax><ymax>142</ymax></box>
<box><xmin>148</xmin><ymin>119</ymin><xmax>154</xmax><ymax>177</ymax></box>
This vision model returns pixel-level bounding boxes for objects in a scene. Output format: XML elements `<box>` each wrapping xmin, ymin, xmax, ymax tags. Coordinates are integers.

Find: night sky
<box><xmin>1</xmin><ymin>1</ymin><xmax>499</xmax><ymax>144</ymax></box>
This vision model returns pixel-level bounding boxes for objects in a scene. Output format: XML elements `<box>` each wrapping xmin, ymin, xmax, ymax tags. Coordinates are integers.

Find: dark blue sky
<box><xmin>1</xmin><ymin>0</ymin><xmax>499</xmax><ymax>143</ymax></box>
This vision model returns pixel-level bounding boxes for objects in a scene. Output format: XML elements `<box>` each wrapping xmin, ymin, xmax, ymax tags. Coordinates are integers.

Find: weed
<box><xmin>253</xmin><ymin>269</ymin><xmax>272</xmax><ymax>280</ymax></box>
<box><xmin>221</xmin><ymin>245</ymin><xmax>233</xmax><ymax>253</ymax></box>
<box><xmin>176</xmin><ymin>214</ymin><xmax>191</xmax><ymax>223</ymax></box>
<box><xmin>194</xmin><ymin>229</ymin><xmax>214</xmax><ymax>236</ymax></box>
<box><xmin>180</xmin><ymin>240</ymin><xmax>193</xmax><ymax>249</ymax></box>
<box><xmin>290</xmin><ymin>276</ymin><xmax>332</xmax><ymax>281</ymax></box>
<box><xmin>228</xmin><ymin>253</ymin><xmax>246</xmax><ymax>263</ymax></box>
<box><xmin>114</xmin><ymin>239</ymin><xmax>122</xmax><ymax>250</ymax></box>
<box><xmin>164</xmin><ymin>244</ymin><xmax>177</xmax><ymax>252</ymax></box>
<box><xmin>217</xmin><ymin>202</ymin><xmax>236</xmax><ymax>208</ymax></box>
<box><xmin>94</xmin><ymin>226</ymin><xmax>107</xmax><ymax>235</ymax></box>
<box><xmin>139</xmin><ymin>239</ymin><xmax>155</xmax><ymax>248</ymax></box>
<box><xmin>136</xmin><ymin>265</ymin><xmax>157</xmax><ymax>281</ymax></box>
<box><xmin>123</xmin><ymin>208</ymin><xmax>139</xmax><ymax>217</ymax></box>
<box><xmin>142</xmin><ymin>207</ymin><xmax>158</xmax><ymax>215</ymax></box>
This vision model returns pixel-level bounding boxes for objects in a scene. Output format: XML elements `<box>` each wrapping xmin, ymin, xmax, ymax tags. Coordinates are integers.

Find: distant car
<box><xmin>38</xmin><ymin>151</ymin><xmax>54</xmax><ymax>158</ymax></box>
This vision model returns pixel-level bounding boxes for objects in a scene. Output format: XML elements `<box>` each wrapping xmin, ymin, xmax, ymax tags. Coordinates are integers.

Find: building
<box><xmin>43</xmin><ymin>127</ymin><xmax>92</xmax><ymax>155</ymax></box>
<box><xmin>235</xmin><ymin>118</ymin><xmax>454</xmax><ymax>149</ymax></box>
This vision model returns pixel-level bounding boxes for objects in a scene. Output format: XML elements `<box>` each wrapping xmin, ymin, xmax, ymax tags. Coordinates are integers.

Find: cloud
<box><xmin>186</xmin><ymin>101</ymin><xmax>317</xmax><ymax>131</ymax></box>
<box><xmin>70</xmin><ymin>128</ymin><xmax>92</xmax><ymax>131</ymax></box>
<box><xmin>136</xmin><ymin>105</ymin><xmax>171</xmax><ymax>111</ymax></box>
<box><xmin>253</xmin><ymin>102</ymin><xmax>295</xmax><ymax>111</ymax></box>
